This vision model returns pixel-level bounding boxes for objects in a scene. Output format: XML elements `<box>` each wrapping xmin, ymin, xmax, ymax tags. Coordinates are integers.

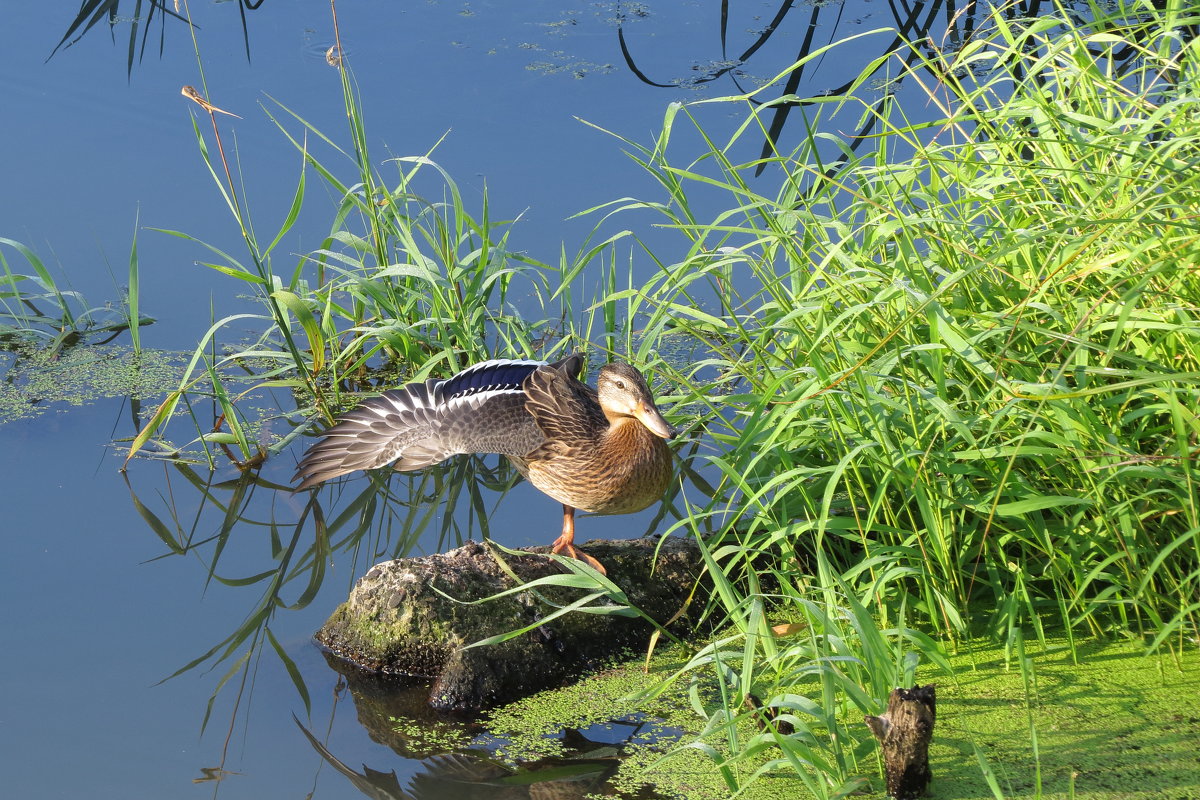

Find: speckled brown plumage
<box><xmin>293</xmin><ymin>354</ymin><xmax>675</xmax><ymax>571</ymax></box>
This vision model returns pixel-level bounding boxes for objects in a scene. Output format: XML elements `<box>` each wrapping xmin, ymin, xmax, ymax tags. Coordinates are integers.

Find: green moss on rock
<box><xmin>315</xmin><ymin>538</ymin><xmax>703</xmax><ymax>711</ymax></box>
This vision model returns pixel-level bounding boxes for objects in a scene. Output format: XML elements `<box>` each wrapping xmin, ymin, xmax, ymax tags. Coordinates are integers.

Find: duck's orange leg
<box><xmin>550</xmin><ymin>504</ymin><xmax>606</xmax><ymax>574</ymax></box>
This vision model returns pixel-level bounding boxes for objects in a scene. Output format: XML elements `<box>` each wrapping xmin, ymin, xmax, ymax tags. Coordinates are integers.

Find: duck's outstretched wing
<box><xmin>293</xmin><ymin>358</ymin><xmax>549</xmax><ymax>490</ymax></box>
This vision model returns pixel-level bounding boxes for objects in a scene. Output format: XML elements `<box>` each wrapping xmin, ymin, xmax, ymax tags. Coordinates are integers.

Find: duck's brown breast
<box><xmin>523</xmin><ymin>418</ymin><xmax>671</xmax><ymax>513</ymax></box>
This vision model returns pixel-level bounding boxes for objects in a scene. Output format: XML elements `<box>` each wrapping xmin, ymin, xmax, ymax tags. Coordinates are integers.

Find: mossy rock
<box><xmin>316</xmin><ymin>537</ymin><xmax>701</xmax><ymax>711</ymax></box>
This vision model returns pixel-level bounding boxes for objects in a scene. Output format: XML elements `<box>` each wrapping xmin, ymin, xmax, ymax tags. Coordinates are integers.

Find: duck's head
<box><xmin>597</xmin><ymin>363</ymin><xmax>675</xmax><ymax>439</ymax></box>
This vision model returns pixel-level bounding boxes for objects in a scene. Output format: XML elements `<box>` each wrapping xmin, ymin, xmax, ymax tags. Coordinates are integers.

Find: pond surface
<box><xmin>0</xmin><ymin>1</ymin><xmax>980</xmax><ymax>797</ymax></box>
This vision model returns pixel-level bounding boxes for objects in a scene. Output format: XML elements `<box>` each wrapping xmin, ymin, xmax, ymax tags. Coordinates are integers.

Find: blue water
<box><xmin>1</xmin><ymin>2</ymin><xmax>940</xmax><ymax>797</ymax></box>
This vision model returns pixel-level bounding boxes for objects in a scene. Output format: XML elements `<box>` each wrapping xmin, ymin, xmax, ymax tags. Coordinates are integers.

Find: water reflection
<box><xmin>299</xmin><ymin>727</ymin><xmax>620</xmax><ymax>800</ymax></box>
<box><xmin>298</xmin><ymin>654</ymin><xmax>670</xmax><ymax>800</ymax></box>
<box><xmin>51</xmin><ymin>0</ymin><xmax>257</xmax><ymax>76</ymax></box>
<box><xmin>121</xmin><ymin>457</ymin><xmax>499</xmax><ymax>723</ymax></box>
<box><xmin>54</xmin><ymin>0</ymin><xmax>946</xmax><ymax>163</ymax></box>
<box><xmin>48</xmin><ymin>0</ymin><xmax>1182</xmax><ymax>188</ymax></box>
<box><xmin>615</xmin><ymin>0</ymin><xmax>1194</xmax><ymax>172</ymax></box>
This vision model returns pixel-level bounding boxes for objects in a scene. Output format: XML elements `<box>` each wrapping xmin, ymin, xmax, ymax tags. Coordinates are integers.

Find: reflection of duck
<box><xmin>294</xmin><ymin>354</ymin><xmax>675</xmax><ymax>572</ymax></box>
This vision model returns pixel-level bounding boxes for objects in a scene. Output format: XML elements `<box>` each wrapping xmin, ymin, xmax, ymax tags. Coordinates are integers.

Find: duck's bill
<box><xmin>635</xmin><ymin>401</ymin><xmax>676</xmax><ymax>439</ymax></box>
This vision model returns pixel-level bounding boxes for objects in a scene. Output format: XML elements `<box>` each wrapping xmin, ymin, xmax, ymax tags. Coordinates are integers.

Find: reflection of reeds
<box><xmin>123</xmin><ymin>452</ymin><xmax>523</xmax><ymax>736</ymax></box>
<box><xmin>49</xmin><ymin>1</ymin><xmax>255</xmax><ymax>77</ymax></box>
<box><xmin>617</xmin><ymin>0</ymin><xmax>953</xmax><ymax>174</ymax></box>
<box><xmin>617</xmin><ymin>0</ymin><xmax>1187</xmax><ymax>175</ymax></box>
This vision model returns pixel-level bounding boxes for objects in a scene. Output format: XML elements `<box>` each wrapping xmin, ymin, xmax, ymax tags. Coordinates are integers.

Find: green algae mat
<box><xmin>475</xmin><ymin>636</ymin><xmax>1199</xmax><ymax>799</ymax></box>
<box><xmin>925</xmin><ymin>637</ymin><xmax>1199</xmax><ymax>800</ymax></box>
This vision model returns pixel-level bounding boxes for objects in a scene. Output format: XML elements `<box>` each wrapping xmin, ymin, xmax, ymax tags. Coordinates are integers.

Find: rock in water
<box><xmin>315</xmin><ymin>538</ymin><xmax>701</xmax><ymax>711</ymax></box>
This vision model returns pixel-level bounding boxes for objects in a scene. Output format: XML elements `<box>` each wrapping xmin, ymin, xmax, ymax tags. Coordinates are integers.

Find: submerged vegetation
<box><xmin>105</xmin><ymin>0</ymin><xmax>1200</xmax><ymax>796</ymax></box>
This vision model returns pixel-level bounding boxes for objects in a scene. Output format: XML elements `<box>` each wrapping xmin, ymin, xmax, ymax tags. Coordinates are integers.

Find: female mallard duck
<box><xmin>293</xmin><ymin>354</ymin><xmax>675</xmax><ymax>572</ymax></box>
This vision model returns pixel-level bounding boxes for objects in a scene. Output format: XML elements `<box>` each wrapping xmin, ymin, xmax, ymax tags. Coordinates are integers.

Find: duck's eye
<box><xmin>614</xmin><ymin>380</ymin><xmax>626</xmax><ymax>390</ymax></box>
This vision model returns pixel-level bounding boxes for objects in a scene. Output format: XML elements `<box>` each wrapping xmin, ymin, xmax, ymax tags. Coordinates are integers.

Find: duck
<box><xmin>293</xmin><ymin>353</ymin><xmax>675</xmax><ymax>572</ymax></box>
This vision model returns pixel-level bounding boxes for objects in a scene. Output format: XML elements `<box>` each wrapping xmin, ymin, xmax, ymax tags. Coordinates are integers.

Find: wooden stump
<box><xmin>864</xmin><ymin>684</ymin><xmax>936</xmax><ymax>799</ymax></box>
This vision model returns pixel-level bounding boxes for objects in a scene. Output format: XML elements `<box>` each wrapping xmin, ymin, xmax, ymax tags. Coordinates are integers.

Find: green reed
<box><xmin>570</xmin><ymin>2</ymin><xmax>1200</xmax><ymax>793</ymax></box>
<box><xmin>0</xmin><ymin>234</ymin><xmax>149</xmax><ymax>359</ymax></box>
<box><xmin>617</xmin><ymin>2</ymin><xmax>1200</xmax><ymax>644</ymax></box>
<box><xmin>126</xmin><ymin>4</ymin><xmax>574</xmax><ymax>466</ymax></box>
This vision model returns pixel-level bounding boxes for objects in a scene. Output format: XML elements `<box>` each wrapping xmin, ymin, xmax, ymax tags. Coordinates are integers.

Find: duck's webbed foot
<box><xmin>549</xmin><ymin>504</ymin><xmax>607</xmax><ymax>575</ymax></box>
